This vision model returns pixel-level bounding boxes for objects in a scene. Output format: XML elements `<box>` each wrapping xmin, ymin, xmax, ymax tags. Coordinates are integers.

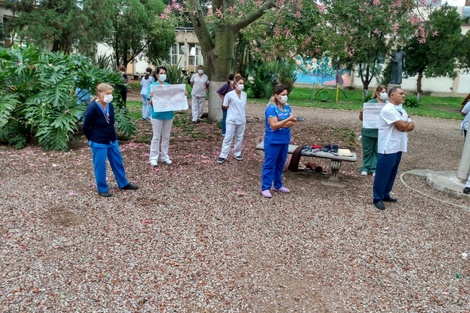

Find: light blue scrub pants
<box><xmin>261</xmin><ymin>142</ymin><xmax>289</xmax><ymax>191</ymax></box>
<box><xmin>373</xmin><ymin>152</ymin><xmax>402</xmax><ymax>202</ymax></box>
<box><xmin>88</xmin><ymin>140</ymin><xmax>129</xmax><ymax>193</ymax></box>
<box><xmin>142</xmin><ymin>95</ymin><xmax>151</xmax><ymax>120</ymax></box>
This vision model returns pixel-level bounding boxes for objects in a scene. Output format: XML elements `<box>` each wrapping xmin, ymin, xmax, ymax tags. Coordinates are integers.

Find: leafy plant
<box><xmin>0</xmin><ymin>46</ymin><xmax>135</xmax><ymax>151</ymax></box>
<box><xmin>404</xmin><ymin>96</ymin><xmax>420</xmax><ymax>108</ymax></box>
<box><xmin>149</xmin><ymin>57</ymin><xmax>190</xmax><ymax>84</ymax></box>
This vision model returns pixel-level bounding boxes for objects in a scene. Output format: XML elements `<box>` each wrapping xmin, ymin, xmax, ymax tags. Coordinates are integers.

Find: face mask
<box><xmin>379</xmin><ymin>92</ymin><xmax>388</xmax><ymax>101</ymax></box>
<box><xmin>237</xmin><ymin>84</ymin><xmax>244</xmax><ymax>91</ymax></box>
<box><xmin>279</xmin><ymin>95</ymin><xmax>288</xmax><ymax>104</ymax></box>
<box><xmin>120</xmin><ymin>71</ymin><xmax>125</xmax><ymax>75</ymax></box>
<box><xmin>230</xmin><ymin>81</ymin><xmax>234</xmax><ymax>85</ymax></box>
<box><xmin>198</xmin><ymin>69</ymin><xmax>204</xmax><ymax>74</ymax></box>
<box><xmin>159</xmin><ymin>74</ymin><xmax>167</xmax><ymax>82</ymax></box>
<box><xmin>103</xmin><ymin>94</ymin><xmax>113</xmax><ymax>103</ymax></box>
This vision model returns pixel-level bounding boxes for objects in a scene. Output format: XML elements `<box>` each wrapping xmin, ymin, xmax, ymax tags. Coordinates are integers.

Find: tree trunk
<box><xmin>417</xmin><ymin>70</ymin><xmax>423</xmax><ymax>104</ymax></box>
<box><xmin>205</xmin><ymin>25</ymin><xmax>236</xmax><ymax>122</ymax></box>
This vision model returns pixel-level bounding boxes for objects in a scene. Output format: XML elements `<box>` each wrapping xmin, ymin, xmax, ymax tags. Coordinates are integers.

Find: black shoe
<box><xmin>383</xmin><ymin>196</ymin><xmax>398</xmax><ymax>202</ymax></box>
<box><xmin>464</xmin><ymin>187</ymin><xmax>470</xmax><ymax>194</ymax></box>
<box><xmin>99</xmin><ymin>191</ymin><xmax>112</xmax><ymax>197</ymax></box>
<box><xmin>373</xmin><ymin>201</ymin><xmax>386</xmax><ymax>210</ymax></box>
<box><xmin>121</xmin><ymin>183</ymin><xmax>138</xmax><ymax>190</ymax></box>
<box><xmin>217</xmin><ymin>157</ymin><xmax>225</xmax><ymax>164</ymax></box>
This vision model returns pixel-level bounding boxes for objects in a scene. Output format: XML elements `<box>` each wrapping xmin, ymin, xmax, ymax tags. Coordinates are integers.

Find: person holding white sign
<box><xmin>148</xmin><ymin>66</ymin><xmax>174</xmax><ymax>166</ymax></box>
<box><xmin>359</xmin><ymin>85</ymin><xmax>388</xmax><ymax>177</ymax></box>
<box><xmin>217</xmin><ymin>74</ymin><xmax>247</xmax><ymax>164</ymax></box>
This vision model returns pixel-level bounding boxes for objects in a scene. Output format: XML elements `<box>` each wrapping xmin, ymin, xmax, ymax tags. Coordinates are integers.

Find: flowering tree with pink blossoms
<box><xmin>162</xmin><ymin>0</ymin><xmax>283</xmax><ymax>120</ymax></box>
<box><xmin>403</xmin><ymin>3</ymin><xmax>463</xmax><ymax>102</ymax></box>
<box><xmin>321</xmin><ymin>0</ymin><xmax>413</xmax><ymax>98</ymax></box>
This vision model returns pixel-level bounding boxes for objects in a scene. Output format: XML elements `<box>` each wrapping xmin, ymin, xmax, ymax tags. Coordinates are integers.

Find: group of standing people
<box><xmin>82</xmin><ymin>65</ymin><xmax>420</xmax><ymax>206</ymax></box>
<box><xmin>359</xmin><ymin>86</ymin><xmax>415</xmax><ymax>210</ymax></box>
<box><xmin>214</xmin><ymin>74</ymin><xmax>299</xmax><ymax>198</ymax></box>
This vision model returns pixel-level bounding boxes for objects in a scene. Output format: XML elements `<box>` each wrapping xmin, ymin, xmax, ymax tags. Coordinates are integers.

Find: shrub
<box><xmin>403</xmin><ymin>95</ymin><xmax>419</xmax><ymax>108</ymax></box>
<box><xmin>0</xmin><ymin>46</ymin><xmax>135</xmax><ymax>151</ymax></box>
<box><xmin>149</xmin><ymin>57</ymin><xmax>189</xmax><ymax>84</ymax></box>
<box><xmin>244</xmin><ymin>59</ymin><xmax>298</xmax><ymax>99</ymax></box>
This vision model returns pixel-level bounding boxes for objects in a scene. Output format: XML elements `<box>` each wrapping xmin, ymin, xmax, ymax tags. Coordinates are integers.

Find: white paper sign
<box><xmin>151</xmin><ymin>84</ymin><xmax>188</xmax><ymax>112</ymax></box>
<box><xmin>362</xmin><ymin>103</ymin><xmax>383</xmax><ymax>129</ymax></box>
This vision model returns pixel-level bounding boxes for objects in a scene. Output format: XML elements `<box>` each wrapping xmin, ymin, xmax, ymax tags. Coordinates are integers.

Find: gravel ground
<box><xmin>1</xmin><ymin>99</ymin><xmax>469</xmax><ymax>312</ymax></box>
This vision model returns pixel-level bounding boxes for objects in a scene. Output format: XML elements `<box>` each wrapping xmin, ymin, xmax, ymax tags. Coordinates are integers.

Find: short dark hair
<box><xmin>155</xmin><ymin>66</ymin><xmax>167</xmax><ymax>74</ymax></box>
<box><xmin>228</xmin><ymin>73</ymin><xmax>235</xmax><ymax>81</ymax></box>
<box><xmin>273</xmin><ymin>85</ymin><xmax>288</xmax><ymax>96</ymax></box>
<box><xmin>388</xmin><ymin>86</ymin><xmax>401</xmax><ymax>97</ymax></box>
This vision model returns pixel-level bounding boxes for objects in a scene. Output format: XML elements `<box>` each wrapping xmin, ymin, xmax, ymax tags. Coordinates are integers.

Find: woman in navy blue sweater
<box><xmin>82</xmin><ymin>83</ymin><xmax>138</xmax><ymax>197</ymax></box>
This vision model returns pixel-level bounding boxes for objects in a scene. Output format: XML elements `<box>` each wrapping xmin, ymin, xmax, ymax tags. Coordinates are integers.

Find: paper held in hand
<box><xmin>362</xmin><ymin>102</ymin><xmax>383</xmax><ymax>129</ymax></box>
<box><xmin>151</xmin><ymin>84</ymin><xmax>188</xmax><ymax>112</ymax></box>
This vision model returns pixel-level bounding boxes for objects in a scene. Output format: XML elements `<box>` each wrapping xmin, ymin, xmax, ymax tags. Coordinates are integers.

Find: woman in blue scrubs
<box><xmin>260</xmin><ymin>85</ymin><xmax>298</xmax><ymax>198</ymax></box>
<box><xmin>82</xmin><ymin>83</ymin><xmax>138</xmax><ymax>197</ymax></box>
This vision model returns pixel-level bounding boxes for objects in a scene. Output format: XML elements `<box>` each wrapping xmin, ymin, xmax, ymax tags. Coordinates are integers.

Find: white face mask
<box><xmin>159</xmin><ymin>74</ymin><xmax>167</xmax><ymax>82</ymax></box>
<box><xmin>379</xmin><ymin>92</ymin><xmax>388</xmax><ymax>101</ymax></box>
<box><xmin>103</xmin><ymin>94</ymin><xmax>113</xmax><ymax>103</ymax></box>
<box><xmin>279</xmin><ymin>95</ymin><xmax>288</xmax><ymax>104</ymax></box>
<box><xmin>237</xmin><ymin>84</ymin><xmax>244</xmax><ymax>91</ymax></box>
<box><xmin>120</xmin><ymin>71</ymin><xmax>125</xmax><ymax>75</ymax></box>
<box><xmin>198</xmin><ymin>69</ymin><xmax>204</xmax><ymax>74</ymax></box>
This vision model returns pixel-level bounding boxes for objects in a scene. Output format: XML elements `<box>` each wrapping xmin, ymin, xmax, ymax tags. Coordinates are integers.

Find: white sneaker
<box><xmin>361</xmin><ymin>171</ymin><xmax>368</xmax><ymax>176</ymax></box>
<box><xmin>150</xmin><ymin>160</ymin><xmax>158</xmax><ymax>167</ymax></box>
<box><xmin>163</xmin><ymin>159</ymin><xmax>172</xmax><ymax>165</ymax></box>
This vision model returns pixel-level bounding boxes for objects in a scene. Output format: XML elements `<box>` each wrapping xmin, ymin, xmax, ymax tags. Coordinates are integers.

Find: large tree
<box><xmin>5</xmin><ymin>0</ymin><xmax>175</xmax><ymax>67</ymax></box>
<box><xmin>404</xmin><ymin>4</ymin><xmax>464</xmax><ymax>102</ymax></box>
<box><xmin>321</xmin><ymin>0</ymin><xmax>413</xmax><ymax>97</ymax></box>
<box><xmin>106</xmin><ymin>0</ymin><xmax>175</xmax><ymax>67</ymax></box>
<box><xmin>6</xmin><ymin>0</ymin><xmax>101</xmax><ymax>53</ymax></box>
<box><xmin>163</xmin><ymin>0</ymin><xmax>280</xmax><ymax>120</ymax></box>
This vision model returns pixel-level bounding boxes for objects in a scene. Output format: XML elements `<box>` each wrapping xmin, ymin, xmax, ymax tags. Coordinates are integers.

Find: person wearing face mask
<box><xmin>216</xmin><ymin>73</ymin><xmax>236</xmax><ymax>136</ymax></box>
<box><xmin>260</xmin><ymin>85</ymin><xmax>298</xmax><ymax>198</ymax></box>
<box><xmin>116</xmin><ymin>65</ymin><xmax>129</xmax><ymax>104</ymax></box>
<box><xmin>140</xmin><ymin>67</ymin><xmax>155</xmax><ymax>120</ymax></box>
<box><xmin>147</xmin><ymin>66</ymin><xmax>175</xmax><ymax>166</ymax></box>
<box><xmin>217</xmin><ymin>74</ymin><xmax>247</xmax><ymax>164</ymax></box>
<box><xmin>82</xmin><ymin>83</ymin><xmax>138</xmax><ymax>197</ymax></box>
<box><xmin>359</xmin><ymin>85</ymin><xmax>388</xmax><ymax>177</ymax></box>
<box><xmin>190</xmin><ymin>65</ymin><xmax>209</xmax><ymax>123</ymax></box>
<box><xmin>372</xmin><ymin>86</ymin><xmax>414</xmax><ymax>210</ymax></box>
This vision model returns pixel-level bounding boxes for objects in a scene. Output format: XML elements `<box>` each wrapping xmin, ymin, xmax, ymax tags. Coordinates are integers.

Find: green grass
<box><xmin>250</xmin><ymin>87</ymin><xmax>463</xmax><ymax>120</ymax></box>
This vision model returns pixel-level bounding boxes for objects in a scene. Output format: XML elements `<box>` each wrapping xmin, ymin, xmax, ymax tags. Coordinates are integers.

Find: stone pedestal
<box><xmin>457</xmin><ymin>134</ymin><xmax>470</xmax><ymax>181</ymax></box>
<box><xmin>387</xmin><ymin>83</ymin><xmax>401</xmax><ymax>91</ymax></box>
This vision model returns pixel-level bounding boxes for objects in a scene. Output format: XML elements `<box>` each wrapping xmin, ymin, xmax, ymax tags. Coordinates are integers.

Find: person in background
<box><xmin>117</xmin><ymin>65</ymin><xmax>129</xmax><ymax>104</ymax></box>
<box><xmin>75</xmin><ymin>76</ymin><xmax>92</xmax><ymax>121</ymax></box>
<box><xmin>140</xmin><ymin>67</ymin><xmax>154</xmax><ymax>120</ymax></box>
<box><xmin>372</xmin><ymin>87</ymin><xmax>414</xmax><ymax>210</ymax></box>
<box><xmin>217</xmin><ymin>74</ymin><xmax>247</xmax><ymax>164</ymax></box>
<box><xmin>82</xmin><ymin>83</ymin><xmax>138</xmax><ymax>197</ymax></box>
<box><xmin>359</xmin><ymin>85</ymin><xmax>388</xmax><ymax>177</ymax></box>
<box><xmin>461</xmin><ymin>100</ymin><xmax>470</xmax><ymax>138</ymax></box>
<box><xmin>190</xmin><ymin>65</ymin><xmax>209</xmax><ymax>123</ymax></box>
<box><xmin>148</xmin><ymin>66</ymin><xmax>175</xmax><ymax>166</ymax></box>
<box><xmin>216</xmin><ymin>73</ymin><xmax>235</xmax><ymax>136</ymax></box>
<box><xmin>260</xmin><ymin>85</ymin><xmax>298</xmax><ymax>198</ymax></box>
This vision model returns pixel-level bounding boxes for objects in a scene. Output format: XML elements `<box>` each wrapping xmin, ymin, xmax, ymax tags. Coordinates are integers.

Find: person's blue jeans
<box><xmin>88</xmin><ymin>140</ymin><xmax>129</xmax><ymax>193</ymax></box>
<box><xmin>373</xmin><ymin>152</ymin><xmax>402</xmax><ymax>202</ymax></box>
<box><xmin>261</xmin><ymin>142</ymin><xmax>289</xmax><ymax>191</ymax></box>
<box><xmin>142</xmin><ymin>95</ymin><xmax>151</xmax><ymax>120</ymax></box>
<box><xmin>221</xmin><ymin>108</ymin><xmax>227</xmax><ymax>135</ymax></box>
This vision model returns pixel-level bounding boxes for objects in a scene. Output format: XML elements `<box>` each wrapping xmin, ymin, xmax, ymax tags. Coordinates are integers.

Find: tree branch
<box><xmin>232</xmin><ymin>0</ymin><xmax>277</xmax><ymax>33</ymax></box>
<box><xmin>186</xmin><ymin>0</ymin><xmax>214</xmax><ymax>52</ymax></box>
